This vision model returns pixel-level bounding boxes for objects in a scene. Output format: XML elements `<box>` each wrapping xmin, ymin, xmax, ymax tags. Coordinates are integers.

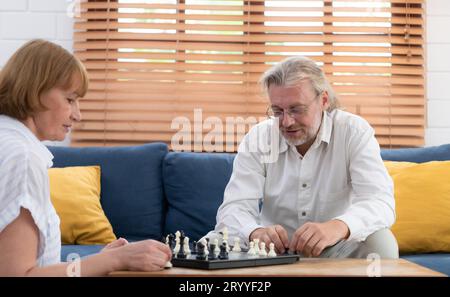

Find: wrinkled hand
<box><xmin>289</xmin><ymin>220</ymin><xmax>350</xmax><ymax>257</ymax></box>
<box><xmin>101</xmin><ymin>237</ymin><xmax>129</xmax><ymax>252</ymax></box>
<box><xmin>249</xmin><ymin>225</ymin><xmax>289</xmax><ymax>253</ymax></box>
<box><xmin>117</xmin><ymin>239</ymin><xmax>172</xmax><ymax>272</ymax></box>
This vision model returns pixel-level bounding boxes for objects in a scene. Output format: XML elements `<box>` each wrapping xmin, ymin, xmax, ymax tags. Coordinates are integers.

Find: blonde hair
<box><xmin>260</xmin><ymin>56</ymin><xmax>339</xmax><ymax>112</ymax></box>
<box><xmin>0</xmin><ymin>39</ymin><xmax>88</xmax><ymax>120</ymax></box>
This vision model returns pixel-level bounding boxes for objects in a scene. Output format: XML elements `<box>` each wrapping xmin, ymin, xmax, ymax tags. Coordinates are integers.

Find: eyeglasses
<box><xmin>266</xmin><ymin>93</ymin><xmax>321</xmax><ymax>119</ymax></box>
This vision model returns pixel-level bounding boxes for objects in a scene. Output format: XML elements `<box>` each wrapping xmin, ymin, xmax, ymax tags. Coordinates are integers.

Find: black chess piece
<box><xmin>219</xmin><ymin>242</ymin><xmax>228</xmax><ymax>260</ymax></box>
<box><xmin>177</xmin><ymin>239</ymin><xmax>186</xmax><ymax>259</ymax></box>
<box><xmin>192</xmin><ymin>241</ymin><xmax>197</xmax><ymax>254</ymax></box>
<box><xmin>196</xmin><ymin>242</ymin><xmax>206</xmax><ymax>260</ymax></box>
<box><xmin>177</xmin><ymin>231</ymin><xmax>186</xmax><ymax>258</ymax></box>
<box><xmin>168</xmin><ymin>233</ymin><xmax>175</xmax><ymax>252</ymax></box>
<box><xmin>208</xmin><ymin>244</ymin><xmax>217</xmax><ymax>260</ymax></box>
<box><xmin>179</xmin><ymin>230</ymin><xmax>185</xmax><ymax>243</ymax></box>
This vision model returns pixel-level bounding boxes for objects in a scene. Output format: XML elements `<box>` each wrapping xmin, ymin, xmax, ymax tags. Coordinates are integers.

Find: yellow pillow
<box><xmin>384</xmin><ymin>161</ymin><xmax>450</xmax><ymax>253</ymax></box>
<box><xmin>48</xmin><ymin>166</ymin><xmax>116</xmax><ymax>245</ymax></box>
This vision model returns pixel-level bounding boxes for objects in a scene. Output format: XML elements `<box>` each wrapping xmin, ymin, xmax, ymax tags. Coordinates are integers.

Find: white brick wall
<box><xmin>0</xmin><ymin>0</ymin><xmax>74</xmax><ymax>146</ymax></box>
<box><xmin>426</xmin><ymin>0</ymin><xmax>450</xmax><ymax>146</ymax></box>
<box><xmin>1</xmin><ymin>0</ymin><xmax>450</xmax><ymax>147</ymax></box>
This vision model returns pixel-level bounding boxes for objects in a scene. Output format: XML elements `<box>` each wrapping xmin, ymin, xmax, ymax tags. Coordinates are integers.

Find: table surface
<box><xmin>110</xmin><ymin>258</ymin><xmax>446</xmax><ymax>277</ymax></box>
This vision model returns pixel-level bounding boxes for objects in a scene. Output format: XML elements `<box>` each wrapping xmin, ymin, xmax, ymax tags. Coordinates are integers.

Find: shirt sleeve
<box><xmin>0</xmin><ymin>151</ymin><xmax>50</xmax><ymax>247</ymax></box>
<box><xmin>213</xmin><ymin>131</ymin><xmax>268</xmax><ymax>246</ymax></box>
<box><xmin>334</xmin><ymin>126</ymin><xmax>396</xmax><ymax>242</ymax></box>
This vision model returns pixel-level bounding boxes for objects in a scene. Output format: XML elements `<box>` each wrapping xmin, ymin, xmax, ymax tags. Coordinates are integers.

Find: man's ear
<box><xmin>321</xmin><ymin>91</ymin><xmax>329</xmax><ymax>110</ymax></box>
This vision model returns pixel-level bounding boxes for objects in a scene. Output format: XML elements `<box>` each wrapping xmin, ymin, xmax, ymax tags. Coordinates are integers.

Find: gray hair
<box><xmin>260</xmin><ymin>56</ymin><xmax>339</xmax><ymax>112</ymax></box>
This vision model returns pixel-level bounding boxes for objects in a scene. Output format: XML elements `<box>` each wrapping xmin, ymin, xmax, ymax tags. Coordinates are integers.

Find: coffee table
<box><xmin>110</xmin><ymin>258</ymin><xmax>445</xmax><ymax>277</ymax></box>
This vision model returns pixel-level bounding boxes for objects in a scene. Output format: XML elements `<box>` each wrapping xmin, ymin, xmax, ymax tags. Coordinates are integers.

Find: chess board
<box><xmin>171</xmin><ymin>252</ymin><xmax>300</xmax><ymax>270</ymax></box>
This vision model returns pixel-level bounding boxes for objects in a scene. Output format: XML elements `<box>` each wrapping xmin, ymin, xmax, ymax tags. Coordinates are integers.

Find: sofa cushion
<box><xmin>48</xmin><ymin>143</ymin><xmax>168</xmax><ymax>241</ymax></box>
<box><xmin>401</xmin><ymin>254</ymin><xmax>450</xmax><ymax>276</ymax></box>
<box><xmin>384</xmin><ymin>161</ymin><xmax>450</xmax><ymax>254</ymax></box>
<box><xmin>381</xmin><ymin>144</ymin><xmax>450</xmax><ymax>163</ymax></box>
<box><xmin>49</xmin><ymin>166</ymin><xmax>116</xmax><ymax>244</ymax></box>
<box><xmin>163</xmin><ymin>152</ymin><xmax>235</xmax><ymax>241</ymax></box>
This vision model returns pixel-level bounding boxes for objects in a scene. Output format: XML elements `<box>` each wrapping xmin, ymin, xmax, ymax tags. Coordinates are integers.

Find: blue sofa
<box><xmin>48</xmin><ymin>143</ymin><xmax>450</xmax><ymax>276</ymax></box>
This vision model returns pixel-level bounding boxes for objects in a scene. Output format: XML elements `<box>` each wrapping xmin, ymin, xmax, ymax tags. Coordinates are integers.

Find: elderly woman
<box><xmin>0</xmin><ymin>39</ymin><xmax>171</xmax><ymax>276</ymax></box>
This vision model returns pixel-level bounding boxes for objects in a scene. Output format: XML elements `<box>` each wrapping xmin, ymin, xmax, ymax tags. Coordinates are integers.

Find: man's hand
<box><xmin>288</xmin><ymin>220</ymin><xmax>350</xmax><ymax>257</ymax></box>
<box><xmin>249</xmin><ymin>225</ymin><xmax>289</xmax><ymax>253</ymax></box>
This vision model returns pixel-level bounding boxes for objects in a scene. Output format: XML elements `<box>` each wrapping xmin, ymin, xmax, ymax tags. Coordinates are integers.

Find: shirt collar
<box><xmin>278</xmin><ymin>111</ymin><xmax>332</xmax><ymax>154</ymax></box>
<box><xmin>0</xmin><ymin>115</ymin><xmax>54</xmax><ymax>167</ymax></box>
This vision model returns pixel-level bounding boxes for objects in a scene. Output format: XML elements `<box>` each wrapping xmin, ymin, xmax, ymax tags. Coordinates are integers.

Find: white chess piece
<box><xmin>224</xmin><ymin>241</ymin><xmax>230</xmax><ymax>252</ymax></box>
<box><xmin>268</xmin><ymin>243</ymin><xmax>277</xmax><ymax>257</ymax></box>
<box><xmin>222</xmin><ymin>227</ymin><xmax>230</xmax><ymax>252</ymax></box>
<box><xmin>201</xmin><ymin>239</ymin><xmax>209</xmax><ymax>256</ymax></box>
<box><xmin>213</xmin><ymin>238</ymin><xmax>220</xmax><ymax>255</ymax></box>
<box><xmin>253</xmin><ymin>238</ymin><xmax>260</xmax><ymax>254</ymax></box>
<box><xmin>222</xmin><ymin>227</ymin><xmax>229</xmax><ymax>241</ymax></box>
<box><xmin>247</xmin><ymin>241</ymin><xmax>256</xmax><ymax>256</ymax></box>
<box><xmin>232</xmin><ymin>237</ymin><xmax>241</xmax><ymax>253</ymax></box>
<box><xmin>164</xmin><ymin>261</ymin><xmax>173</xmax><ymax>268</ymax></box>
<box><xmin>174</xmin><ymin>238</ymin><xmax>180</xmax><ymax>255</ymax></box>
<box><xmin>184</xmin><ymin>237</ymin><xmax>191</xmax><ymax>255</ymax></box>
<box><xmin>175</xmin><ymin>230</ymin><xmax>181</xmax><ymax>241</ymax></box>
<box><xmin>259</xmin><ymin>242</ymin><xmax>267</xmax><ymax>257</ymax></box>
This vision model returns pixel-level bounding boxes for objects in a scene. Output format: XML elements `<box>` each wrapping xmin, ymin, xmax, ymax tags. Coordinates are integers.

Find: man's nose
<box><xmin>281</xmin><ymin>112</ymin><xmax>295</xmax><ymax>127</ymax></box>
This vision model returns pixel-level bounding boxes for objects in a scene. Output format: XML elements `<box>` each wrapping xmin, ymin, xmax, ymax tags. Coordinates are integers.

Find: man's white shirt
<box><xmin>208</xmin><ymin>109</ymin><xmax>395</xmax><ymax>246</ymax></box>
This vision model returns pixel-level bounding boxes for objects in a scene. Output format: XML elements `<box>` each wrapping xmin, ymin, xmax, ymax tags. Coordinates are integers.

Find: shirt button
<box><xmin>302</xmin><ymin>183</ymin><xmax>307</xmax><ymax>188</ymax></box>
<box><xmin>302</xmin><ymin>211</ymin><xmax>306</xmax><ymax>216</ymax></box>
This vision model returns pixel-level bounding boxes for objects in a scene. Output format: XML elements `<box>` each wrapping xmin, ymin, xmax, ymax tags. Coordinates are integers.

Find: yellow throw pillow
<box><xmin>384</xmin><ymin>161</ymin><xmax>450</xmax><ymax>253</ymax></box>
<box><xmin>48</xmin><ymin>166</ymin><xmax>117</xmax><ymax>245</ymax></box>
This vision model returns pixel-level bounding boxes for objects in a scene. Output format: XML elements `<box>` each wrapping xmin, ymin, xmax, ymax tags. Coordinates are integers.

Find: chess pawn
<box><xmin>213</xmin><ymin>239</ymin><xmax>220</xmax><ymax>255</ymax></box>
<box><xmin>232</xmin><ymin>237</ymin><xmax>241</xmax><ymax>253</ymax></box>
<box><xmin>259</xmin><ymin>242</ymin><xmax>267</xmax><ymax>257</ymax></box>
<box><xmin>208</xmin><ymin>244</ymin><xmax>217</xmax><ymax>260</ymax></box>
<box><xmin>219</xmin><ymin>242</ymin><xmax>229</xmax><ymax>260</ymax></box>
<box><xmin>247</xmin><ymin>241</ymin><xmax>256</xmax><ymax>256</ymax></box>
<box><xmin>253</xmin><ymin>238</ymin><xmax>260</xmax><ymax>254</ymax></box>
<box><xmin>196</xmin><ymin>242</ymin><xmax>206</xmax><ymax>260</ymax></box>
<box><xmin>183</xmin><ymin>237</ymin><xmax>191</xmax><ymax>255</ymax></box>
<box><xmin>268</xmin><ymin>243</ymin><xmax>277</xmax><ymax>257</ymax></box>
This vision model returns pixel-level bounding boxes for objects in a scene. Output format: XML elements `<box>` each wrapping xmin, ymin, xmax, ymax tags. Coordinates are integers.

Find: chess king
<box><xmin>203</xmin><ymin>56</ymin><xmax>399</xmax><ymax>259</ymax></box>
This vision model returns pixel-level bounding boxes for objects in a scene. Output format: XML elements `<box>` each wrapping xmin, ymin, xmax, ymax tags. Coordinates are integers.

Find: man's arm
<box><xmin>214</xmin><ymin>133</ymin><xmax>267</xmax><ymax>245</ymax></box>
<box><xmin>334</xmin><ymin>126</ymin><xmax>396</xmax><ymax>242</ymax></box>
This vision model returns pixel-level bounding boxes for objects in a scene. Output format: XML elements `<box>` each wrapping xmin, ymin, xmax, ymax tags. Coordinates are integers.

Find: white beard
<box><xmin>283</xmin><ymin>112</ymin><xmax>323</xmax><ymax>147</ymax></box>
<box><xmin>285</xmin><ymin>134</ymin><xmax>310</xmax><ymax>146</ymax></box>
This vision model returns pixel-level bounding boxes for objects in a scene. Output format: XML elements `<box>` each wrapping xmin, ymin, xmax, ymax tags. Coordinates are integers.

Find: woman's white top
<box><xmin>0</xmin><ymin>115</ymin><xmax>61</xmax><ymax>266</ymax></box>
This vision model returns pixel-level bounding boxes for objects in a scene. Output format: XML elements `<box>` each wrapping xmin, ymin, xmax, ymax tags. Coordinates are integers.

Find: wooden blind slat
<box><xmin>73</xmin><ymin>0</ymin><xmax>425</xmax><ymax>149</ymax></box>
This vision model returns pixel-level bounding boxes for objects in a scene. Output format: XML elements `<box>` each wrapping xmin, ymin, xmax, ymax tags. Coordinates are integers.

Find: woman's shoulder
<box><xmin>0</xmin><ymin>130</ymin><xmax>33</xmax><ymax>161</ymax></box>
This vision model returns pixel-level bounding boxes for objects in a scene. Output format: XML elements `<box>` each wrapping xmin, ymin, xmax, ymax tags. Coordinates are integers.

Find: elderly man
<box><xmin>207</xmin><ymin>56</ymin><xmax>398</xmax><ymax>259</ymax></box>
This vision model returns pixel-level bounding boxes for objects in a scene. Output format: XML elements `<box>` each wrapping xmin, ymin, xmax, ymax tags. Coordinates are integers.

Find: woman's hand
<box><xmin>101</xmin><ymin>237</ymin><xmax>129</xmax><ymax>252</ymax></box>
<box><xmin>113</xmin><ymin>239</ymin><xmax>172</xmax><ymax>272</ymax></box>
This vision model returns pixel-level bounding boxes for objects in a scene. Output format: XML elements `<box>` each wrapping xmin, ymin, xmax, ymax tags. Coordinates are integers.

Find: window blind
<box><xmin>73</xmin><ymin>0</ymin><xmax>425</xmax><ymax>150</ymax></box>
